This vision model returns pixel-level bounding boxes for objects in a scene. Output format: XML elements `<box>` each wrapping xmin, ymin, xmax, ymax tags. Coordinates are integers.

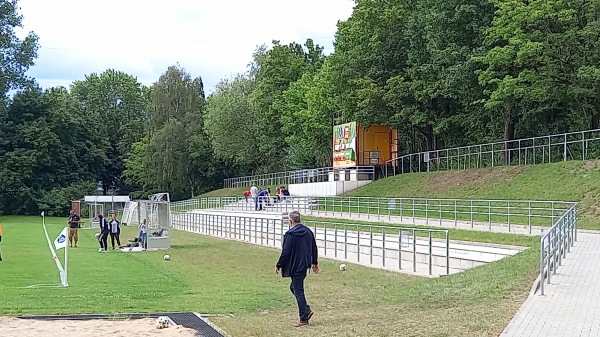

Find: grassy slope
<box><xmin>346</xmin><ymin>160</ymin><xmax>600</xmax><ymax>230</ymax></box>
<box><xmin>200</xmin><ymin>160</ymin><xmax>600</xmax><ymax>229</ymax></box>
<box><xmin>0</xmin><ymin>215</ymin><xmax>538</xmax><ymax>337</ymax></box>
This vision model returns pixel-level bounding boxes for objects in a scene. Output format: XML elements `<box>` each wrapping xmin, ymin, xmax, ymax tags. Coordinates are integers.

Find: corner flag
<box><xmin>54</xmin><ymin>227</ymin><xmax>68</xmax><ymax>250</ymax></box>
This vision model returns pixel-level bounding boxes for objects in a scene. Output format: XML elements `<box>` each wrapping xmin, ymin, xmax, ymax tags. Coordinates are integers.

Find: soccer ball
<box><xmin>163</xmin><ymin>254</ymin><xmax>171</xmax><ymax>260</ymax></box>
<box><xmin>94</xmin><ymin>233</ymin><xmax>100</xmax><ymax>239</ymax></box>
<box><xmin>155</xmin><ymin>316</ymin><xmax>170</xmax><ymax>329</ymax></box>
<box><xmin>339</xmin><ymin>263</ymin><xmax>347</xmax><ymax>271</ymax></box>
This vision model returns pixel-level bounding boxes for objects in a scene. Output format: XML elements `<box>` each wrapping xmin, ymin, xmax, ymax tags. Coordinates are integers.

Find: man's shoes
<box><xmin>293</xmin><ymin>321</ymin><xmax>309</xmax><ymax>328</ymax></box>
<box><xmin>307</xmin><ymin>310</ymin><xmax>314</xmax><ymax>320</ymax></box>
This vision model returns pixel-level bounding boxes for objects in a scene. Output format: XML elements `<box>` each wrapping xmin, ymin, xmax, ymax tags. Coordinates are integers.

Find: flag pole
<box><xmin>64</xmin><ymin>230</ymin><xmax>69</xmax><ymax>287</ymax></box>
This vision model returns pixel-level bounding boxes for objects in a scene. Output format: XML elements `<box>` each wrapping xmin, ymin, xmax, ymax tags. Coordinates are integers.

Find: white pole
<box><xmin>64</xmin><ymin>231</ymin><xmax>69</xmax><ymax>287</ymax></box>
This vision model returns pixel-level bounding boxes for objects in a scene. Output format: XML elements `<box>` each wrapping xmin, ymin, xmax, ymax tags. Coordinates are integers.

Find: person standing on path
<box><xmin>68</xmin><ymin>210</ymin><xmax>81</xmax><ymax>248</ymax></box>
<box><xmin>275</xmin><ymin>211</ymin><xmax>319</xmax><ymax>327</ymax></box>
<box><xmin>97</xmin><ymin>214</ymin><xmax>110</xmax><ymax>253</ymax></box>
<box><xmin>108</xmin><ymin>213</ymin><xmax>121</xmax><ymax>249</ymax></box>
<box><xmin>250</xmin><ymin>183</ymin><xmax>259</xmax><ymax>211</ymax></box>
<box><xmin>138</xmin><ymin>218</ymin><xmax>147</xmax><ymax>249</ymax></box>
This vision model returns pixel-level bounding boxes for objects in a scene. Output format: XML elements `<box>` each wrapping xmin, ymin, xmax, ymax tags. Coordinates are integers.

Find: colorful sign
<box><xmin>333</xmin><ymin>122</ymin><xmax>357</xmax><ymax>168</ymax></box>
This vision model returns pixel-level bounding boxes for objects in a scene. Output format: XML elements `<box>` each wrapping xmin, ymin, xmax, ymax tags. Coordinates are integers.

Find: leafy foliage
<box><xmin>3</xmin><ymin>0</ymin><xmax>600</xmax><ymax>214</ymax></box>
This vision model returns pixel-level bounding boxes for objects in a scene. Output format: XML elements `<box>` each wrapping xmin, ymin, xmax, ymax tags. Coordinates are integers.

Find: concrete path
<box><xmin>500</xmin><ymin>232</ymin><xmax>600</xmax><ymax>337</ymax></box>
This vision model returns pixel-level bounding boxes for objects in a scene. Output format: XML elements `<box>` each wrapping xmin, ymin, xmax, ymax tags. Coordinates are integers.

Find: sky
<box><xmin>16</xmin><ymin>0</ymin><xmax>355</xmax><ymax>95</ymax></box>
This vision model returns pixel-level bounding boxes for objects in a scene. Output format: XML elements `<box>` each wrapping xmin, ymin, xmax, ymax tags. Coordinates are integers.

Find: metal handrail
<box><xmin>539</xmin><ymin>203</ymin><xmax>578</xmax><ymax>295</ymax></box>
<box><xmin>170</xmin><ymin>196</ymin><xmax>577</xmax><ymax>234</ymax></box>
<box><xmin>385</xmin><ymin>128</ymin><xmax>600</xmax><ymax>176</ymax></box>
<box><xmin>219</xmin><ymin>129</ymin><xmax>600</xmax><ymax>185</ymax></box>
<box><xmin>170</xmin><ymin>210</ymin><xmax>451</xmax><ymax>276</ymax></box>
<box><xmin>223</xmin><ymin>166</ymin><xmax>376</xmax><ymax>188</ymax></box>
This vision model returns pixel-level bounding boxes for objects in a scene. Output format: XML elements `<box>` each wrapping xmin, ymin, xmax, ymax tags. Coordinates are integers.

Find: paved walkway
<box><xmin>500</xmin><ymin>232</ymin><xmax>600</xmax><ymax>337</ymax></box>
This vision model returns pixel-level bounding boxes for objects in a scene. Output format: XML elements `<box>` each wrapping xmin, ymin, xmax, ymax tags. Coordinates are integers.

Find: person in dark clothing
<box><xmin>67</xmin><ymin>210</ymin><xmax>81</xmax><ymax>248</ymax></box>
<box><xmin>108</xmin><ymin>213</ymin><xmax>121</xmax><ymax>249</ymax></box>
<box><xmin>97</xmin><ymin>214</ymin><xmax>110</xmax><ymax>253</ymax></box>
<box><xmin>275</xmin><ymin>211</ymin><xmax>319</xmax><ymax>327</ymax></box>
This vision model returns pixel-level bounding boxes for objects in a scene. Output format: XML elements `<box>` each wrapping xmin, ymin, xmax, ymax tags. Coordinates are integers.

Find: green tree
<box><xmin>250</xmin><ymin>39</ymin><xmax>325</xmax><ymax>171</ymax></box>
<box><xmin>204</xmin><ymin>74</ymin><xmax>260</xmax><ymax>172</ymax></box>
<box><xmin>0</xmin><ymin>86</ymin><xmax>103</xmax><ymax>214</ymax></box>
<box><xmin>0</xmin><ymin>0</ymin><xmax>39</xmax><ymax>98</ymax></box>
<box><xmin>125</xmin><ymin>65</ymin><xmax>220</xmax><ymax>200</ymax></box>
<box><xmin>70</xmin><ymin>69</ymin><xmax>148</xmax><ymax>194</ymax></box>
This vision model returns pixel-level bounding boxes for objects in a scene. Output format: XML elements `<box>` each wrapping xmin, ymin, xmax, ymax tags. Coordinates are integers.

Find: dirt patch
<box><xmin>425</xmin><ymin>166</ymin><xmax>529</xmax><ymax>192</ymax></box>
<box><xmin>570</xmin><ymin>160</ymin><xmax>600</xmax><ymax>175</ymax></box>
<box><xmin>580</xmin><ymin>190</ymin><xmax>600</xmax><ymax>221</ymax></box>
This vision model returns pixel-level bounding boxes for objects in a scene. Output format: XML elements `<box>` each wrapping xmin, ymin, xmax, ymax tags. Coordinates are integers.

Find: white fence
<box><xmin>171</xmin><ymin>210</ymin><xmax>452</xmax><ymax>276</ymax></box>
<box><xmin>171</xmin><ymin>196</ymin><xmax>577</xmax><ymax>234</ymax></box>
<box><xmin>223</xmin><ymin>166</ymin><xmax>375</xmax><ymax>188</ymax></box>
<box><xmin>386</xmin><ymin>129</ymin><xmax>600</xmax><ymax>176</ymax></box>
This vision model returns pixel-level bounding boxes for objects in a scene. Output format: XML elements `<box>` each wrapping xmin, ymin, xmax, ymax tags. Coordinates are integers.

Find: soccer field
<box><xmin>0</xmin><ymin>215</ymin><xmax>540</xmax><ymax>337</ymax></box>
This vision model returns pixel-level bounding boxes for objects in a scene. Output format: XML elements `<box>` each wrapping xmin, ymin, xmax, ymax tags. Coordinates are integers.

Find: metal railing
<box><xmin>170</xmin><ymin>210</ymin><xmax>451</xmax><ymax>276</ymax></box>
<box><xmin>171</xmin><ymin>196</ymin><xmax>577</xmax><ymax>234</ymax></box>
<box><xmin>223</xmin><ymin>166</ymin><xmax>375</xmax><ymax>188</ymax></box>
<box><xmin>539</xmin><ymin>203</ymin><xmax>578</xmax><ymax>295</ymax></box>
<box><xmin>386</xmin><ymin>128</ymin><xmax>600</xmax><ymax>176</ymax></box>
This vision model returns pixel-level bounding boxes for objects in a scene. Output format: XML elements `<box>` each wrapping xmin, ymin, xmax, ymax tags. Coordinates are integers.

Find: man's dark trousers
<box><xmin>290</xmin><ymin>273</ymin><xmax>311</xmax><ymax>322</ymax></box>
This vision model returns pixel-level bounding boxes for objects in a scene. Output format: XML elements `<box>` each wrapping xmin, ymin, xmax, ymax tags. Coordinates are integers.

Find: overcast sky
<box><xmin>16</xmin><ymin>0</ymin><xmax>355</xmax><ymax>94</ymax></box>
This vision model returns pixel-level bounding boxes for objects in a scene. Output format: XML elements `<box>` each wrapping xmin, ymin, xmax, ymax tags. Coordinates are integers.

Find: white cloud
<box><xmin>16</xmin><ymin>0</ymin><xmax>355</xmax><ymax>93</ymax></box>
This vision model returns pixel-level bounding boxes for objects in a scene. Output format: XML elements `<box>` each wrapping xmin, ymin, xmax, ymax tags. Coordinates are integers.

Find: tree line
<box><xmin>1</xmin><ymin>0</ymin><xmax>600</xmax><ymax>215</ymax></box>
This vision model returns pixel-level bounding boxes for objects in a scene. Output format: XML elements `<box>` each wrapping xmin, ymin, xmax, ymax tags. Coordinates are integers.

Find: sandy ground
<box><xmin>0</xmin><ymin>317</ymin><xmax>199</xmax><ymax>337</ymax></box>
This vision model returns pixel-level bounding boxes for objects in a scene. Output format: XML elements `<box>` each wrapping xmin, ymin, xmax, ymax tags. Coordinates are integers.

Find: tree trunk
<box><xmin>591</xmin><ymin>111</ymin><xmax>599</xmax><ymax>130</ymax></box>
<box><xmin>503</xmin><ymin>105</ymin><xmax>515</xmax><ymax>165</ymax></box>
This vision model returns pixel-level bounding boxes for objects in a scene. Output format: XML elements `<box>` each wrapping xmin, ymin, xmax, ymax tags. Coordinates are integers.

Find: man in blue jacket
<box><xmin>275</xmin><ymin>211</ymin><xmax>319</xmax><ymax>327</ymax></box>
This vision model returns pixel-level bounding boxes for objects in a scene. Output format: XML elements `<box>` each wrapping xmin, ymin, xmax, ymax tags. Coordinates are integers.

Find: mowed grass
<box><xmin>0</xmin><ymin>215</ymin><xmax>539</xmax><ymax>337</ymax></box>
<box><xmin>200</xmin><ymin>160</ymin><xmax>600</xmax><ymax>230</ymax></box>
<box><xmin>347</xmin><ymin>160</ymin><xmax>600</xmax><ymax>230</ymax></box>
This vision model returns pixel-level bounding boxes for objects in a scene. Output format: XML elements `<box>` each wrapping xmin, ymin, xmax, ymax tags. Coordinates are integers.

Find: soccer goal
<box><xmin>121</xmin><ymin>193</ymin><xmax>172</xmax><ymax>251</ymax></box>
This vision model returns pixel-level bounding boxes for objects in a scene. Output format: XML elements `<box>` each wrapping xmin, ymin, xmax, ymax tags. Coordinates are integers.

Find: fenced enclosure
<box><xmin>170</xmin><ymin>196</ymin><xmax>577</xmax><ymax>234</ymax></box>
<box><xmin>223</xmin><ymin>166</ymin><xmax>375</xmax><ymax>188</ymax></box>
<box><xmin>539</xmin><ymin>204</ymin><xmax>578</xmax><ymax>295</ymax></box>
<box><xmin>386</xmin><ymin>128</ymin><xmax>600</xmax><ymax>176</ymax></box>
<box><xmin>171</xmin><ymin>210</ymin><xmax>453</xmax><ymax>276</ymax></box>
<box><xmin>122</xmin><ymin>193</ymin><xmax>172</xmax><ymax>250</ymax></box>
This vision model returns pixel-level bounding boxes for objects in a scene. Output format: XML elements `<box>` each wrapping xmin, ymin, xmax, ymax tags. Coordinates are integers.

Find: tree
<box><xmin>0</xmin><ymin>0</ymin><xmax>39</xmax><ymax>99</ymax></box>
<box><xmin>0</xmin><ymin>86</ymin><xmax>102</xmax><ymax>214</ymax></box>
<box><xmin>125</xmin><ymin>65</ymin><xmax>220</xmax><ymax>200</ymax></box>
<box><xmin>204</xmin><ymin>74</ymin><xmax>260</xmax><ymax>171</ymax></box>
<box><xmin>250</xmin><ymin>39</ymin><xmax>326</xmax><ymax>171</ymax></box>
<box><xmin>70</xmin><ymin>69</ymin><xmax>148</xmax><ymax>194</ymax></box>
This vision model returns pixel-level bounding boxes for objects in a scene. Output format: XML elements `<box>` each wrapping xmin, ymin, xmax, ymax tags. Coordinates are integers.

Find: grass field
<box><xmin>0</xmin><ymin>215</ymin><xmax>539</xmax><ymax>337</ymax></box>
<box><xmin>199</xmin><ymin>160</ymin><xmax>600</xmax><ymax>230</ymax></box>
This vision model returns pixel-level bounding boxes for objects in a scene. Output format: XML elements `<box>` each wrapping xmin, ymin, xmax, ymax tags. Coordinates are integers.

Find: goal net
<box><xmin>120</xmin><ymin>193</ymin><xmax>172</xmax><ymax>250</ymax></box>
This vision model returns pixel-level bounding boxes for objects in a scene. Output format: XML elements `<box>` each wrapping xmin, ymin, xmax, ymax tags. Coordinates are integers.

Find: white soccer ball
<box><xmin>163</xmin><ymin>254</ymin><xmax>171</xmax><ymax>260</ymax></box>
<box><xmin>94</xmin><ymin>233</ymin><xmax>100</xmax><ymax>239</ymax></box>
<box><xmin>155</xmin><ymin>316</ymin><xmax>170</xmax><ymax>329</ymax></box>
<box><xmin>339</xmin><ymin>263</ymin><xmax>347</xmax><ymax>271</ymax></box>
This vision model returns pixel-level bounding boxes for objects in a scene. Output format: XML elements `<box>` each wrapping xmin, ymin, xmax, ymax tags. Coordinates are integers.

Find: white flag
<box><xmin>54</xmin><ymin>227</ymin><xmax>68</xmax><ymax>250</ymax></box>
<box><xmin>41</xmin><ymin>211</ymin><xmax>45</xmax><ymax>217</ymax></box>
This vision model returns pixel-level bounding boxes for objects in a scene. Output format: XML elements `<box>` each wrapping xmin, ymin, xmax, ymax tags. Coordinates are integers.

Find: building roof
<box><xmin>83</xmin><ymin>195</ymin><xmax>131</xmax><ymax>203</ymax></box>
